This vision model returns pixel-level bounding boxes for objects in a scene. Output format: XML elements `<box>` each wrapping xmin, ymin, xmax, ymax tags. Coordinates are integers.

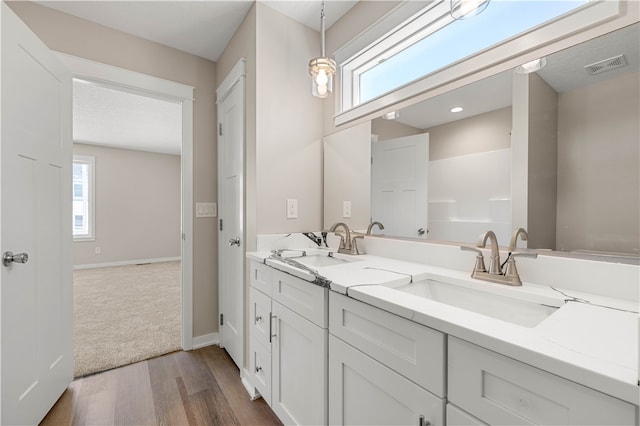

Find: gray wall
<box><xmin>556</xmin><ymin>70</ymin><xmax>640</xmax><ymax>254</ymax></box>
<box><xmin>73</xmin><ymin>144</ymin><xmax>181</xmax><ymax>266</ymax></box>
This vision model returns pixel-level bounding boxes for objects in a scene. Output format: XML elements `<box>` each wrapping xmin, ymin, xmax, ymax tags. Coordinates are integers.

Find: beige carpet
<box><xmin>73</xmin><ymin>261</ymin><xmax>182</xmax><ymax>378</ymax></box>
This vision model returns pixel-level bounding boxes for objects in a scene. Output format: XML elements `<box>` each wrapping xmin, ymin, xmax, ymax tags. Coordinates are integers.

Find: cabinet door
<box><xmin>329</xmin><ymin>335</ymin><xmax>444</xmax><ymax>426</ymax></box>
<box><xmin>272</xmin><ymin>301</ymin><xmax>327</xmax><ymax>425</ymax></box>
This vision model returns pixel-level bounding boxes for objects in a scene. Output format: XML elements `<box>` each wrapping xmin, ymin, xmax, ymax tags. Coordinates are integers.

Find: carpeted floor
<box><xmin>73</xmin><ymin>261</ymin><xmax>182</xmax><ymax>378</ymax></box>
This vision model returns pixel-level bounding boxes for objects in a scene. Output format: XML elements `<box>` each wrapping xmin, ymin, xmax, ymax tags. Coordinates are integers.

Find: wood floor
<box><xmin>41</xmin><ymin>345</ymin><xmax>282</xmax><ymax>426</ymax></box>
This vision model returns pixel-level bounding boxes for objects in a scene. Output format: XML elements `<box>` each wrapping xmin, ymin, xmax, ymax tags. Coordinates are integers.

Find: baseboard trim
<box><xmin>191</xmin><ymin>332</ymin><xmax>219</xmax><ymax>350</ymax></box>
<box><xmin>241</xmin><ymin>368</ymin><xmax>261</xmax><ymax>400</ymax></box>
<box><xmin>74</xmin><ymin>257</ymin><xmax>182</xmax><ymax>270</ymax></box>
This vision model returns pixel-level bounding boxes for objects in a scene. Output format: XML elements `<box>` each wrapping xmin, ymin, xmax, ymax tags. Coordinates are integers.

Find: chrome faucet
<box><xmin>366</xmin><ymin>221</ymin><xmax>385</xmax><ymax>235</ymax></box>
<box><xmin>460</xmin><ymin>229</ymin><xmax>537</xmax><ymax>286</ymax></box>
<box><xmin>329</xmin><ymin>222</ymin><xmax>361</xmax><ymax>255</ymax></box>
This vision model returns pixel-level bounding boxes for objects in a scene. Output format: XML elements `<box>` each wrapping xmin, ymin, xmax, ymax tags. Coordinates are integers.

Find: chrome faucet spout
<box><xmin>329</xmin><ymin>222</ymin><xmax>352</xmax><ymax>252</ymax></box>
<box><xmin>477</xmin><ymin>230</ymin><xmax>502</xmax><ymax>275</ymax></box>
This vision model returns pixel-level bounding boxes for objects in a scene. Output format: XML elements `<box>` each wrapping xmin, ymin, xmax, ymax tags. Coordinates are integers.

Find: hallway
<box><xmin>41</xmin><ymin>346</ymin><xmax>281</xmax><ymax>425</ymax></box>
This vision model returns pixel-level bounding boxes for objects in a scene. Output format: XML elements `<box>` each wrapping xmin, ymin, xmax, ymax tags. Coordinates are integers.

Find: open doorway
<box><xmin>71</xmin><ymin>77</ymin><xmax>183</xmax><ymax>377</ymax></box>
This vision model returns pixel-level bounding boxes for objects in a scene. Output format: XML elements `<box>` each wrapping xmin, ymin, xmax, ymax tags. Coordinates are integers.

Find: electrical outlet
<box><xmin>343</xmin><ymin>201</ymin><xmax>352</xmax><ymax>218</ymax></box>
<box><xmin>95</xmin><ymin>246</ymin><xmax>101</xmax><ymax>255</ymax></box>
<box><xmin>286</xmin><ymin>199</ymin><xmax>298</xmax><ymax>219</ymax></box>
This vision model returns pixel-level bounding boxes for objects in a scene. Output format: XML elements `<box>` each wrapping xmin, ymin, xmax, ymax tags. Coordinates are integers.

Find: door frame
<box><xmin>56</xmin><ymin>53</ymin><xmax>196</xmax><ymax>350</ymax></box>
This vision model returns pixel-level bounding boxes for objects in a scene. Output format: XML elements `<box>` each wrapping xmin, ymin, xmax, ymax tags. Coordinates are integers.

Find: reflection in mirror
<box><xmin>326</xmin><ymin>23</ymin><xmax>639</xmax><ymax>259</ymax></box>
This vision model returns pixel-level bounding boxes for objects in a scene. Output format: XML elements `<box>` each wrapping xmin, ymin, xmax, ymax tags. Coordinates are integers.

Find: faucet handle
<box><xmin>460</xmin><ymin>246</ymin><xmax>487</xmax><ymax>273</ymax></box>
<box><xmin>509</xmin><ymin>251</ymin><xmax>538</xmax><ymax>259</ymax></box>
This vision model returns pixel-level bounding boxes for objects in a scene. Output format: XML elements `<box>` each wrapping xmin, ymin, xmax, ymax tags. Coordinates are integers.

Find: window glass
<box><xmin>72</xmin><ymin>157</ymin><xmax>94</xmax><ymax>239</ymax></box>
<box><xmin>358</xmin><ymin>1</ymin><xmax>588</xmax><ymax>104</ymax></box>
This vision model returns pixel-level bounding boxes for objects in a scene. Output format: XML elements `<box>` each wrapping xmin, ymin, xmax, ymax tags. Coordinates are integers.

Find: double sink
<box><xmin>269</xmin><ymin>249</ymin><xmax>563</xmax><ymax>328</ymax></box>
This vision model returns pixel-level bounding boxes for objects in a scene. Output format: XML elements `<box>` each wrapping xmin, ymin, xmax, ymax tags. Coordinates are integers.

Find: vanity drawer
<box><xmin>249</xmin><ymin>336</ymin><xmax>271</xmax><ymax>406</ymax></box>
<box><xmin>250</xmin><ymin>261</ymin><xmax>272</xmax><ymax>296</ymax></box>
<box><xmin>249</xmin><ymin>287</ymin><xmax>272</xmax><ymax>346</ymax></box>
<box><xmin>448</xmin><ymin>337</ymin><xmax>637</xmax><ymax>425</ymax></box>
<box><xmin>272</xmin><ymin>270</ymin><xmax>327</xmax><ymax>328</ymax></box>
<box><xmin>329</xmin><ymin>292</ymin><xmax>445</xmax><ymax>397</ymax></box>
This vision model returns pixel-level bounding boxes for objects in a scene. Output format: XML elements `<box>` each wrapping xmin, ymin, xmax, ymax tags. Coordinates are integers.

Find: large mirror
<box><xmin>324</xmin><ymin>23</ymin><xmax>639</xmax><ymax>259</ymax></box>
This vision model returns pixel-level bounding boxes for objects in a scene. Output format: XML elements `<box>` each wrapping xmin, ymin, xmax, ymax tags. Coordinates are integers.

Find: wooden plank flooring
<box><xmin>41</xmin><ymin>346</ymin><xmax>282</xmax><ymax>426</ymax></box>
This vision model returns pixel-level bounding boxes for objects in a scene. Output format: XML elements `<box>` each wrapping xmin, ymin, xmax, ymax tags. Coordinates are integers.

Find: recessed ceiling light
<box><xmin>450</xmin><ymin>106</ymin><xmax>464</xmax><ymax>113</ymax></box>
<box><xmin>515</xmin><ymin>57</ymin><xmax>547</xmax><ymax>74</ymax></box>
<box><xmin>382</xmin><ymin>110</ymin><xmax>400</xmax><ymax>120</ymax></box>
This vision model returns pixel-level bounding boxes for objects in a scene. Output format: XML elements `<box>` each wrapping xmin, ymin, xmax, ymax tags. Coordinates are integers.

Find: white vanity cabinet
<box><xmin>248</xmin><ymin>261</ymin><xmax>328</xmax><ymax>426</ymax></box>
<box><xmin>448</xmin><ymin>337</ymin><xmax>637</xmax><ymax>425</ymax></box>
<box><xmin>329</xmin><ymin>292</ymin><xmax>445</xmax><ymax>426</ymax></box>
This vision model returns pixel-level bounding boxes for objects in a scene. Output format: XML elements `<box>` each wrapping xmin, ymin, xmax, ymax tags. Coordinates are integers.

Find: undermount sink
<box><xmin>393</xmin><ymin>278</ymin><xmax>561</xmax><ymax>327</ymax></box>
<box><xmin>290</xmin><ymin>252</ymin><xmax>360</xmax><ymax>268</ymax></box>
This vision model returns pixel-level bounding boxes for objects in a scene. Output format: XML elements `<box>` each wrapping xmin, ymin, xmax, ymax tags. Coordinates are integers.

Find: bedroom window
<box><xmin>73</xmin><ymin>155</ymin><xmax>95</xmax><ymax>240</ymax></box>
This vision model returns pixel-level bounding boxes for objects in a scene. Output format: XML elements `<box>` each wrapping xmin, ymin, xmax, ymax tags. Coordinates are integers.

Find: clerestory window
<box><xmin>340</xmin><ymin>0</ymin><xmax>590</xmax><ymax>111</ymax></box>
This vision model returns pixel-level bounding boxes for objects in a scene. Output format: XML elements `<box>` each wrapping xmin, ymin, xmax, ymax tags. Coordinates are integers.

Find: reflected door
<box><xmin>371</xmin><ymin>134</ymin><xmax>429</xmax><ymax>238</ymax></box>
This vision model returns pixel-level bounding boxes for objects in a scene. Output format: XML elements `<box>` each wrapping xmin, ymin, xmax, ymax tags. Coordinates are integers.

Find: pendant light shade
<box><xmin>309</xmin><ymin>1</ymin><xmax>336</xmax><ymax>98</ymax></box>
<box><xmin>450</xmin><ymin>0</ymin><xmax>490</xmax><ymax>20</ymax></box>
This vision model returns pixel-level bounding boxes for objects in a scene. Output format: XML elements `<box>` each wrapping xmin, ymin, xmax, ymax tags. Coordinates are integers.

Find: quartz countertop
<box><xmin>246</xmin><ymin>249</ymin><xmax>639</xmax><ymax>405</ymax></box>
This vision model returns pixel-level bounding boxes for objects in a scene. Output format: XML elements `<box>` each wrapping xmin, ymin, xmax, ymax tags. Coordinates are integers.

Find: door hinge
<box><xmin>220</xmin><ymin>313</ymin><xmax>224</xmax><ymax>326</ymax></box>
<box><xmin>219</xmin><ymin>218</ymin><xmax>223</xmax><ymax>231</ymax></box>
<box><xmin>218</xmin><ymin>123</ymin><xmax>223</xmax><ymax>136</ymax></box>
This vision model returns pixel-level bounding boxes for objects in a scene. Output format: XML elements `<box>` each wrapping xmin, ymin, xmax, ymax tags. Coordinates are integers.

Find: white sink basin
<box><xmin>291</xmin><ymin>253</ymin><xmax>361</xmax><ymax>268</ymax></box>
<box><xmin>393</xmin><ymin>278</ymin><xmax>561</xmax><ymax>327</ymax></box>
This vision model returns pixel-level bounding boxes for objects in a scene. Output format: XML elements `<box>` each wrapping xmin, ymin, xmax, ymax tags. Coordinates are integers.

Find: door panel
<box><xmin>1</xmin><ymin>3</ymin><xmax>73</xmax><ymax>424</ymax></box>
<box><xmin>371</xmin><ymin>134</ymin><xmax>429</xmax><ymax>238</ymax></box>
<box><xmin>217</xmin><ymin>67</ymin><xmax>244</xmax><ymax>369</ymax></box>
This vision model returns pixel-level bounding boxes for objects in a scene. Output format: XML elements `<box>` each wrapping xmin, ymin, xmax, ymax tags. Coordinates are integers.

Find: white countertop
<box><xmin>247</xmin><ymin>249</ymin><xmax>639</xmax><ymax>405</ymax></box>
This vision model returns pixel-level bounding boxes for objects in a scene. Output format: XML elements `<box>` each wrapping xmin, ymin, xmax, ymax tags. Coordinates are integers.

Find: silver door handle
<box><xmin>229</xmin><ymin>237</ymin><xmax>240</xmax><ymax>247</ymax></box>
<box><xmin>3</xmin><ymin>251</ymin><xmax>29</xmax><ymax>267</ymax></box>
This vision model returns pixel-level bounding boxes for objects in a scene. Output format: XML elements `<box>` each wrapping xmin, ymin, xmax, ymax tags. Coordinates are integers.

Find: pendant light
<box><xmin>309</xmin><ymin>1</ymin><xmax>336</xmax><ymax>98</ymax></box>
<box><xmin>450</xmin><ymin>0</ymin><xmax>490</xmax><ymax>20</ymax></box>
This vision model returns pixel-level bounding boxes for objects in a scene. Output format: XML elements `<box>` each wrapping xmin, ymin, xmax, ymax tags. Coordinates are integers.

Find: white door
<box><xmin>217</xmin><ymin>61</ymin><xmax>244</xmax><ymax>369</ymax></box>
<box><xmin>371</xmin><ymin>134</ymin><xmax>429</xmax><ymax>238</ymax></box>
<box><xmin>271</xmin><ymin>301</ymin><xmax>327</xmax><ymax>425</ymax></box>
<box><xmin>1</xmin><ymin>4</ymin><xmax>73</xmax><ymax>424</ymax></box>
<box><xmin>329</xmin><ymin>335</ymin><xmax>444</xmax><ymax>426</ymax></box>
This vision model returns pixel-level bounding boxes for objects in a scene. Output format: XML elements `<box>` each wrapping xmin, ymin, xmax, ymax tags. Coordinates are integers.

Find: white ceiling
<box><xmin>36</xmin><ymin>0</ymin><xmax>358</xmax><ymax>62</ymax></box>
<box><xmin>73</xmin><ymin>79</ymin><xmax>182</xmax><ymax>155</ymax></box>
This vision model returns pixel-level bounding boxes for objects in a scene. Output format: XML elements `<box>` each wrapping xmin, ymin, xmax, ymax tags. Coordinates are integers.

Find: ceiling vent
<box><xmin>584</xmin><ymin>54</ymin><xmax>628</xmax><ymax>75</ymax></box>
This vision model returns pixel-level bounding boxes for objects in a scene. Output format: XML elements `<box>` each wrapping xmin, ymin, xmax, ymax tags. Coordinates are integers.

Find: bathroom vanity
<box><xmin>247</xmin><ymin>235</ymin><xmax>639</xmax><ymax>426</ymax></box>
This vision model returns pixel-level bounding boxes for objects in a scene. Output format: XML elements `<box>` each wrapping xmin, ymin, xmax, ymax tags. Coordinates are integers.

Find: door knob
<box><xmin>3</xmin><ymin>251</ymin><xmax>29</xmax><ymax>267</ymax></box>
<box><xmin>229</xmin><ymin>238</ymin><xmax>240</xmax><ymax>247</ymax></box>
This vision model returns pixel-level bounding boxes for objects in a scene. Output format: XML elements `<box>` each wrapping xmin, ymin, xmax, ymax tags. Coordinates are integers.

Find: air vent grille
<box><xmin>584</xmin><ymin>54</ymin><xmax>628</xmax><ymax>75</ymax></box>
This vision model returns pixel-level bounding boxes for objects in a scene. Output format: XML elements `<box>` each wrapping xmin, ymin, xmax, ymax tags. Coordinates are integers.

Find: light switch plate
<box><xmin>196</xmin><ymin>202</ymin><xmax>217</xmax><ymax>218</ymax></box>
<box><xmin>287</xmin><ymin>199</ymin><xmax>298</xmax><ymax>219</ymax></box>
<box><xmin>343</xmin><ymin>200</ymin><xmax>352</xmax><ymax>218</ymax></box>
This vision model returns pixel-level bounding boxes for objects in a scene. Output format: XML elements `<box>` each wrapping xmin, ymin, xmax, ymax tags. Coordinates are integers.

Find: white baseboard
<box><xmin>241</xmin><ymin>368</ymin><xmax>261</xmax><ymax>400</ymax></box>
<box><xmin>192</xmin><ymin>332</ymin><xmax>219</xmax><ymax>350</ymax></box>
<box><xmin>74</xmin><ymin>256</ymin><xmax>182</xmax><ymax>270</ymax></box>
